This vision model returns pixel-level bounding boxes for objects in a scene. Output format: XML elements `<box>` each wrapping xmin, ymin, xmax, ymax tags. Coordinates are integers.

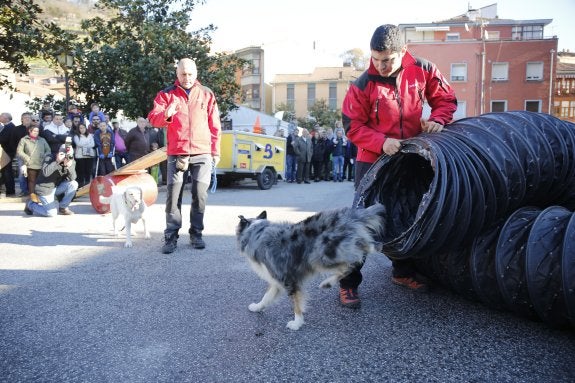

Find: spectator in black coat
<box><xmin>311</xmin><ymin>130</ymin><xmax>327</xmax><ymax>182</ymax></box>
<box><xmin>343</xmin><ymin>138</ymin><xmax>358</xmax><ymax>182</ymax></box>
<box><xmin>0</xmin><ymin>112</ymin><xmax>16</xmax><ymax>195</ymax></box>
<box><xmin>124</xmin><ymin>117</ymin><xmax>156</xmax><ymax>163</ymax></box>
<box><xmin>10</xmin><ymin>112</ymin><xmax>34</xmax><ymax>195</ymax></box>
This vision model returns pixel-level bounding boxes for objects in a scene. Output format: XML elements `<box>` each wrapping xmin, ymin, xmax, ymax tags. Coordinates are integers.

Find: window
<box><xmin>287</xmin><ymin>83</ymin><xmax>295</xmax><ymax>109</ymax></box>
<box><xmin>307</xmin><ymin>83</ymin><xmax>316</xmax><ymax>108</ymax></box>
<box><xmin>512</xmin><ymin>25</ymin><xmax>543</xmax><ymax>40</ymax></box>
<box><xmin>242</xmin><ymin>58</ymin><xmax>261</xmax><ymax>76</ymax></box>
<box><xmin>453</xmin><ymin>101</ymin><xmax>466</xmax><ymax>120</ymax></box>
<box><xmin>557</xmin><ymin>78</ymin><xmax>574</xmax><ymax>95</ymax></box>
<box><xmin>405</xmin><ymin>30</ymin><xmax>421</xmax><ymax>42</ymax></box>
<box><xmin>405</xmin><ymin>30</ymin><xmax>435</xmax><ymax>42</ymax></box>
<box><xmin>511</xmin><ymin>26</ymin><xmax>520</xmax><ymax>40</ymax></box>
<box><xmin>251</xmin><ymin>59</ymin><xmax>260</xmax><ymax>75</ymax></box>
<box><xmin>557</xmin><ymin>100</ymin><xmax>575</xmax><ymax>118</ymax></box>
<box><xmin>241</xmin><ymin>84</ymin><xmax>261</xmax><ymax>108</ymax></box>
<box><xmin>251</xmin><ymin>84</ymin><xmax>260</xmax><ymax>101</ymax></box>
<box><xmin>491</xmin><ymin>100</ymin><xmax>507</xmax><ymax>112</ymax></box>
<box><xmin>524</xmin><ymin>25</ymin><xmax>544</xmax><ymax>40</ymax></box>
<box><xmin>422</xmin><ymin>95</ymin><xmax>467</xmax><ymax>120</ymax></box>
<box><xmin>526</xmin><ymin>62</ymin><xmax>543</xmax><ymax>81</ymax></box>
<box><xmin>485</xmin><ymin>30</ymin><xmax>500</xmax><ymax>40</ymax></box>
<box><xmin>492</xmin><ymin>62</ymin><xmax>508</xmax><ymax>81</ymax></box>
<box><xmin>329</xmin><ymin>82</ymin><xmax>337</xmax><ymax>110</ymax></box>
<box><xmin>554</xmin><ymin>100</ymin><xmax>560</xmax><ymax>116</ymax></box>
<box><xmin>241</xmin><ymin>63</ymin><xmax>251</xmax><ymax>76</ymax></box>
<box><xmin>525</xmin><ymin>100</ymin><xmax>541</xmax><ymax>113</ymax></box>
<box><xmin>242</xmin><ymin>85</ymin><xmax>251</xmax><ymax>100</ymax></box>
<box><xmin>451</xmin><ymin>63</ymin><xmax>467</xmax><ymax>82</ymax></box>
<box><xmin>446</xmin><ymin>33</ymin><xmax>460</xmax><ymax>41</ymax></box>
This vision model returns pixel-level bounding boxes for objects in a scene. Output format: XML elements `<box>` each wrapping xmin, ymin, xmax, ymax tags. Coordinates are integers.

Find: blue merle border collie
<box><xmin>236</xmin><ymin>204</ymin><xmax>385</xmax><ymax>330</ymax></box>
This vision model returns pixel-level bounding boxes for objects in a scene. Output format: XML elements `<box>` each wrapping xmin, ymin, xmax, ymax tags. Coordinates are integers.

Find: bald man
<box><xmin>148</xmin><ymin>58</ymin><xmax>222</xmax><ymax>254</ymax></box>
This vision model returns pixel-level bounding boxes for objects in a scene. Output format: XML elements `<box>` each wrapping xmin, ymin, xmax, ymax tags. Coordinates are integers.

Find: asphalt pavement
<box><xmin>0</xmin><ymin>179</ymin><xmax>574</xmax><ymax>382</ymax></box>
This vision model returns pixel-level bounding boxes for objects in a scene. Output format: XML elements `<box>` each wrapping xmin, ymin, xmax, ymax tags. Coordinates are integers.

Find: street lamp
<box><xmin>56</xmin><ymin>52</ymin><xmax>74</xmax><ymax>113</ymax></box>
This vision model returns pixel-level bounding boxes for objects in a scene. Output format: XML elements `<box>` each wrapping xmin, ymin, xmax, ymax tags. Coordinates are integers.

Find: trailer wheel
<box><xmin>257</xmin><ymin>168</ymin><xmax>275</xmax><ymax>190</ymax></box>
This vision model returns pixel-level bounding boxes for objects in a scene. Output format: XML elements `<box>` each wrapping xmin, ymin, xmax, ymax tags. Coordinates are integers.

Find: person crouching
<box><xmin>24</xmin><ymin>144</ymin><xmax>78</xmax><ymax>216</ymax></box>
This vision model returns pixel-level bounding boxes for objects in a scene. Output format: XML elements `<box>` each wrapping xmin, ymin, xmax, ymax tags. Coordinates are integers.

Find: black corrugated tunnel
<box><xmin>353</xmin><ymin>111</ymin><xmax>575</xmax><ymax>328</ymax></box>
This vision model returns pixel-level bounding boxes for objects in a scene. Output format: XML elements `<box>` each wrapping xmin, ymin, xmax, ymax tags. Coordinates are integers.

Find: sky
<box><xmin>187</xmin><ymin>0</ymin><xmax>574</xmax><ymax>82</ymax></box>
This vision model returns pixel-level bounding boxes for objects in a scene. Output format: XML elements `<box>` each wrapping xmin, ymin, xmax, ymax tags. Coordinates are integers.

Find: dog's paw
<box><xmin>124</xmin><ymin>241</ymin><xmax>133</xmax><ymax>248</ymax></box>
<box><xmin>319</xmin><ymin>275</ymin><xmax>338</xmax><ymax>289</ymax></box>
<box><xmin>286</xmin><ymin>318</ymin><xmax>304</xmax><ymax>331</ymax></box>
<box><xmin>144</xmin><ymin>233</ymin><xmax>151</xmax><ymax>240</ymax></box>
<box><xmin>248</xmin><ymin>303</ymin><xmax>263</xmax><ymax>312</ymax></box>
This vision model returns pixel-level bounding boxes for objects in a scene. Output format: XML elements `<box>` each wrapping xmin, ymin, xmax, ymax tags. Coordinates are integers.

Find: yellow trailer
<box><xmin>76</xmin><ymin>131</ymin><xmax>286</xmax><ymax>194</ymax></box>
<box><xmin>216</xmin><ymin>130</ymin><xmax>286</xmax><ymax>190</ymax></box>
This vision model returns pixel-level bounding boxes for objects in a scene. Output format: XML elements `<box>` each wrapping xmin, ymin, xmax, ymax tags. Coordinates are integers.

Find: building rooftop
<box><xmin>272</xmin><ymin>66</ymin><xmax>363</xmax><ymax>84</ymax></box>
<box><xmin>401</xmin><ymin>3</ymin><xmax>552</xmax><ymax>28</ymax></box>
<box><xmin>557</xmin><ymin>61</ymin><xmax>575</xmax><ymax>77</ymax></box>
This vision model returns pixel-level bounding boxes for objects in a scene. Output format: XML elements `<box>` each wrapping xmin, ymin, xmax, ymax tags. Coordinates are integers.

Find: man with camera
<box><xmin>147</xmin><ymin>58</ymin><xmax>221</xmax><ymax>254</ymax></box>
<box><xmin>24</xmin><ymin>143</ymin><xmax>78</xmax><ymax>217</ymax></box>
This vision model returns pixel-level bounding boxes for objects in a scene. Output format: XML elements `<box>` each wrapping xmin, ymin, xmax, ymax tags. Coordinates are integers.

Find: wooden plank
<box><xmin>0</xmin><ymin>147</ymin><xmax>10</xmax><ymax>170</ymax></box>
<box><xmin>76</xmin><ymin>147</ymin><xmax>167</xmax><ymax>197</ymax></box>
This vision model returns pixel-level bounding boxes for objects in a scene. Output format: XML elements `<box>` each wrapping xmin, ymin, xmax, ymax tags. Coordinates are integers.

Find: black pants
<box><xmin>343</xmin><ymin>157</ymin><xmax>354</xmax><ymax>180</ymax></box>
<box><xmin>339</xmin><ymin>161</ymin><xmax>418</xmax><ymax>289</ymax></box>
<box><xmin>322</xmin><ymin>158</ymin><xmax>331</xmax><ymax>180</ymax></box>
<box><xmin>1</xmin><ymin>162</ymin><xmax>15</xmax><ymax>195</ymax></box>
<box><xmin>76</xmin><ymin>158</ymin><xmax>93</xmax><ymax>187</ymax></box>
<box><xmin>164</xmin><ymin>154</ymin><xmax>211</xmax><ymax>239</ymax></box>
<box><xmin>312</xmin><ymin>160</ymin><xmax>323</xmax><ymax>180</ymax></box>
<box><xmin>296</xmin><ymin>160</ymin><xmax>310</xmax><ymax>183</ymax></box>
<box><xmin>97</xmin><ymin>157</ymin><xmax>115</xmax><ymax>176</ymax></box>
<box><xmin>159</xmin><ymin>160</ymin><xmax>167</xmax><ymax>185</ymax></box>
<box><xmin>340</xmin><ymin>258</ymin><xmax>420</xmax><ymax>289</ymax></box>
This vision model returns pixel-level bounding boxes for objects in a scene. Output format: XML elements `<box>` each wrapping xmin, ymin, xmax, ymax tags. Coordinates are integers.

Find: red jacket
<box><xmin>342</xmin><ymin>51</ymin><xmax>457</xmax><ymax>164</ymax></box>
<box><xmin>148</xmin><ymin>79</ymin><xmax>221</xmax><ymax>157</ymax></box>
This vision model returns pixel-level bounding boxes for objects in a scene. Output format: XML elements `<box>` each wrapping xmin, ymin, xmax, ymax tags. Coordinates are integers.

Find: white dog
<box><xmin>99</xmin><ymin>186</ymin><xmax>151</xmax><ymax>247</ymax></box>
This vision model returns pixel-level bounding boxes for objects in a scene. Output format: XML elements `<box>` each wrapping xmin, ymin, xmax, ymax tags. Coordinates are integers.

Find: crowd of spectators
<box><xmin>287</xmin><ymin>124</ymin><xmax>357</xmax><ymax>185</ymax></box>
<box><xmin>0</xmin><ymin>102</ymin><xmax>167</xmax><ymax>198</ymax></box>
<box><xmin>0</xmin><ymin>101</ymin><xmax>359</xmax><ymax>200</ymax></box>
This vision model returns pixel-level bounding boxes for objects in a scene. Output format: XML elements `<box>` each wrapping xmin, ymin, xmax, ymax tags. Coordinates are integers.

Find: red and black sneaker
<box><xmin>391</xmin><ymin>276</ymin><xmax>429</xmax><ymax>292</ymax></box>
<box><xmin>339</xmin><ymin>287</ymin><xmax>361</xmax><ymax>308</ymax></box>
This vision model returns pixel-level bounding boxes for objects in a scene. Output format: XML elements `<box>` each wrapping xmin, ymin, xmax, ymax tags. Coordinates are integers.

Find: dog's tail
<box><xmin>99</xmin><ymin>194</ymin><xmax>112</xmax><ymax>204</ymax></box>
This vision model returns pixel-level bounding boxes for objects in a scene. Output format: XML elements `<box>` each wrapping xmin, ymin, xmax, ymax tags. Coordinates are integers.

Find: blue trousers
<box><xmin>332</xmin><ymin>155</ymin><xmax>344</xmax><ymax>181</ymax></box>
<box><xmin>27</xmin><ymin>180</ymin><xmax>78</xmax><ymax>217</ymax></box>
<box><xmin>18</xmin><ymin>158</ymin><xmax>28</xmax><ymax>194</ymax></box>
<box><xmin>285</xmin><ymin>154</ymin><xmax>297</xmax><ymax>182</ymax></box>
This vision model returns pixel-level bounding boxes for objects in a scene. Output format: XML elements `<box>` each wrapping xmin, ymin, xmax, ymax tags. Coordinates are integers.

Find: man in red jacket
<box><xmin>148</xmin><ymin>58</ymin><xmax>221</xmax><ymax>254</ymax></box>
<box><xmin>339</xmin><ymin>24</ymin><xmax>457</xmax><ymax>307</ymax></box>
